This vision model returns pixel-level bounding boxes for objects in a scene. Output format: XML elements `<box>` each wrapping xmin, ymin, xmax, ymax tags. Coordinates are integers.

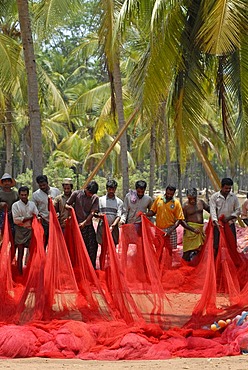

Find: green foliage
<box><xmin>15</xmin><ymin>168</ymin><xmax>33</xmax><ymax>192</ymax></box>
<box><xmin>44</xmin><ymin>157</ymin><xmax>76</xmax><ymax>190</ymax></box>
<box><xmin>1</xmin><ymin>0</ymin><xmax>248</xmax><ymax>194</ymax></box>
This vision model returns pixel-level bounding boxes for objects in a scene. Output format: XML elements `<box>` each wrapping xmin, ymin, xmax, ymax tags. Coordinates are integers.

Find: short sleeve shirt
<box><xmin>66</xmin><ymin>190</ymin><xmax>99</xmax><ymax>224</ymax></box>
<box><xmin>98</xmin><ymin>194</ymin><xmax>123</xmax><ymax>226</ymax></box>
<box><xmin>32</xmin><ymin>187</ymin><xmax>61</xmax><ymax>222</ymax></box>
<box><xmin>53</xmin><ymin>193</ymin><xmax>71</xmax><ymax>226</ymax></box>
<box><xmin>151</xmin><ymin>195</ymin><xmax>184</xmax><ymax>229</ymax></box>
<box><xmin>0</xmin><ymin>189</ymin><xmax>18</xmax><ymax>210</ymax></box>
<box><xmin>121</xmin><ymin>193</ymin><xmax>153</xmax><ymax>224</ymax></box>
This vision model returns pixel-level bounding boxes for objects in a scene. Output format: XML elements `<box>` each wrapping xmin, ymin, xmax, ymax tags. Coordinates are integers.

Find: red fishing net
<box><xmin>0</xmin><ymin>203</ymin><xmax>248</xmax><ymax>359</ymax></box>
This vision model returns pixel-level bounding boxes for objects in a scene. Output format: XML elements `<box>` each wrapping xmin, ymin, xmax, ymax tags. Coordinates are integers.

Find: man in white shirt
<box><xmin>32</xmin><ymin>175</ymin><xmax>60</xmax><ymax>247</ymax></box>
<box><xmin>12</xmin><ymin>186</ymin><xmax>39</xmax><ymax>274</ymax></box>
<box><xmin>210</xmin><ymin>177</ymin><xmax>240</xmax><ymax>256</ymax></box>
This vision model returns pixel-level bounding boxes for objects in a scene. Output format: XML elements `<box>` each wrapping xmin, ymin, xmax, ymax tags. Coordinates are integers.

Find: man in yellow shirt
<box><xmin>144</xmin><ymin>185</ymin><xmax>199</xmax><ymax>250</ymax></box>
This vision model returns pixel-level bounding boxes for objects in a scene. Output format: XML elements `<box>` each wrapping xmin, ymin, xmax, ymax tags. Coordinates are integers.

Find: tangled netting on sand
<box><xmin>1</xmin><ymin>199</ymin><xmax>248</xmax><ymax>359</ymax></box>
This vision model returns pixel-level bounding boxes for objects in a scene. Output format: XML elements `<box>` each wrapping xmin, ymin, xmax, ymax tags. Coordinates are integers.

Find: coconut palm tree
<box><xmin>116</xmin><ymin>0</ymin><xmax>248</xmax><ymax>188</ymax></box>
<box><xmin>97</xmin><ymin>0</ymin><xmax>131</xmax><ymax>197</ymax></box>
<box><xmin>16</xmin><ymin>0</ymin><xmax>43</xmax><ymax>189</ymax></box>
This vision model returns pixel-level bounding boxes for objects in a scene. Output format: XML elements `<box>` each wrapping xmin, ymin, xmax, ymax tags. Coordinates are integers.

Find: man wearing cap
<box><xmin>53</xmin><ymin>178</ymin><xmax>73</xmax><ymax>231</ymax></box>
<box><xmin>182</xmin><ymin>188</ymin><xmax>210</xmax><ymax>261</ymax></box>
<box><xmin>32</xmin><ymin>175</ymin><xmax>60</xmax><ymax>247</ymax></box>
<box><xmin>0</xmin><ymin>173</ymin><xmax>18</xmax><ymax>235</ymax></box>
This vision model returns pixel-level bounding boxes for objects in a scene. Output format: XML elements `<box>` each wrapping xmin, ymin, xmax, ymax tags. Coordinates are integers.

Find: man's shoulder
<box><xmin>153</xmin><ymin>194</ymin><xmax>163</xmax><ymax>202</ymax></box>
<box><xmin>143</xmin><ymin>194</ymin><xmax>153</xmax><ymax>200</ymax></box>
<box><xmin>0</xmin><ymin>189</ymin><xmax>18</xmax><ymax>196</ymax></box>
<box><xmin>54</xmin><ymin>193</ymin><xmax>63</xmax><ymax>201</ymax></box>
<box><xmin>210</xmin><ymin>191</ymin><xmax>220</xmax><ymax>200</ymax></box>
<box><xmin>72</xmin><ymin>189</ymin><xmax>81</xmax><ymax>195</ymax></box>
<box><xmin>32</xmin><ymin>188</ymin><xmax>40</xmax><ymax>196</ymax></box>
<box><xmin>27</xmin><ymin>200</ymin><xmax>37</xmax><ymax>208</ymax></box>
<box><xmin>230</xmin><ymin>191</ymin><xmax>238</xmax><ymax>197</ymax></box>
<box><xmin>174</xmin><ymin>198</ymin><xmax>181</xmax><ymax>205</ymax></box>
<box><xmin>50</xmin><ymin>187</ymin><xmax>60</xmax><ymax>195</ymax></box>
<box><xmin>12</xmin><ymin>199</ymin><xmax>21</xmax><ymax>208</ymax></box>
<box><xmin>28</xmin><ymin>199</ymin><xmax>36</xmax><ymax>205</ymax></box>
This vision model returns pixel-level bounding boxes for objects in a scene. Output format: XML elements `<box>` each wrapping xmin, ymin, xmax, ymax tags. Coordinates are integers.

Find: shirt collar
<box><xmin>106</xmin><ymin>194</ymin><xmax>116</xmax><ymax>200</ymax></box>
<box><xmin>162</xmin><ymin>195</ymin><xmax>175</xmax><ymax>203</ymax></box>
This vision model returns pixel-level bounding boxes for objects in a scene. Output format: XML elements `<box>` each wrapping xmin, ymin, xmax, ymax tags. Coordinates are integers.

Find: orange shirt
<box><xmin>150</xmin><ymin>195</ymin><xmax>184</xmax><ymax>229</ymax></box>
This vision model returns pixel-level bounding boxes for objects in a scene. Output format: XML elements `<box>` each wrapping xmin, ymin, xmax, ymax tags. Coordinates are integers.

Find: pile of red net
<box><xmin>1</xmin><ymin>199</ymin><xmax>248</xmax><ymax>359</ymax></box>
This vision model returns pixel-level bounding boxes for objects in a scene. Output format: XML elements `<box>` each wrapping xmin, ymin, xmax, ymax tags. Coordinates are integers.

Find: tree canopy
<box><xmin>0</xmin><ymin>0</ymin><xmax>247</xmax><ymax>195</ymax></box>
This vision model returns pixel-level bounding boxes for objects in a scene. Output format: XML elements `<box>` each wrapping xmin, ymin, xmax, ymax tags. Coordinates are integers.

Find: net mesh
<box><xmin>0</xmin><ymin>204</ymin><xmax>248</xmax><ymax>358</ymax></box>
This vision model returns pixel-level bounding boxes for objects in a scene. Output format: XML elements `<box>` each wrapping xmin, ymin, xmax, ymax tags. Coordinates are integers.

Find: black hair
<box><xmin>86</xmin><ymin>180</ymin><xmax>99</xmax><ymax>194</ymax></box>
<box><xmin>62</xmin><ymin>183</ymin><xmax>73</xmax><ymax>189</ymax></box>
<box><xmin>186</xmin><ymin>188</ymin><xmax>197</xmax><ymax>197</ymax></box>
<box><xmin>166</xmin><ymin>184</ymin><xmax>176</xmax><ymax>192</ymax></box>
<box><xmin>36</xmin><ymin>175</ymin><xmax>48</xmax><ymax>184</ymax></box>
<box><xmin>221</xmin><ymin>178</ymin><xmax>233</xmax><ymax>187</ymax></box>
<box><xmin>106</xmin><ymin>179</ymin><xmax>118</xmax><ymax>189</ymax></box>
<box><xmin>18</xmin><ymin>186</ymin><xmax>29</xmax><ymax>195</ymax></box>
<box><xmin>135</xmin><ymin>180</ymin><xmax>147</xmax><ymax>190</ymax></box>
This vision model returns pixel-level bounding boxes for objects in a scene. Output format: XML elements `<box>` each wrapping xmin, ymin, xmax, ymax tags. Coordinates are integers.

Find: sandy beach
<box><xmin>0</xmin><ymin>356</ymin><xmax>248</xmax><ymax>370</ymax></box>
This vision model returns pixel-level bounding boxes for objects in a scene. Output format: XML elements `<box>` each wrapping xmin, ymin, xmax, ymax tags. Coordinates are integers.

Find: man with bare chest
<box><xmin>182</xmin><ymin>188</ymin><xmax>210</xmax><ymax>261</ymax></box>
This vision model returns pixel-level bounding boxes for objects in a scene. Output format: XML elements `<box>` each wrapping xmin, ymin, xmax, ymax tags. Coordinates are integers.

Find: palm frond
<box><xmin>196</xmin><ymin>0</ymin><xmax>247</xmax><ymax>55</ymax></box>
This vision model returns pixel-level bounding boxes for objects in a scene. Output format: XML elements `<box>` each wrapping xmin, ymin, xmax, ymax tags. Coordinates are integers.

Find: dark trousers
<box><xmin>213</xmin><ymin>223</ymin><xmax>236</xmax><ymax>254</ymax></box>
<box><xmin>41</xmin><ymin>219</ymin><xmax>49</xmax><ymax>249</ymax></box>
<box><xmin>81</xmin><ymin>224</ymin><xmax>98</xmax><ymax>269</ymax></box>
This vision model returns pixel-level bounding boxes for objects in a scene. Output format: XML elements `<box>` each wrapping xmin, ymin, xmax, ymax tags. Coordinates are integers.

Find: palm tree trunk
<box><xmin>176</xmin><ymin>140</ymin><xmax>182</xmax><ymax>203</ymax></box>
<box><xmin>4</xmin><ymin>99</ymin><xmax>13</xmax><ymax>174</ymax></box>
<box><xmin>149</xmin><ymin>123</ymin><xmax>156</xmax><ymax>197</ymax></box>
<box><xmin>162</xmin><ymin>103</ymin><xmax>172</xmax><ymax>183</ymax></box>
<box><xmin>16</xmin><ymin>0</ymin><xmax>43</xmax><ymax>190</ymax></box>
<box><xmin>113</xmin><ymin>60</ymin><xmax>129</xmax><ymax>197</ymax></box>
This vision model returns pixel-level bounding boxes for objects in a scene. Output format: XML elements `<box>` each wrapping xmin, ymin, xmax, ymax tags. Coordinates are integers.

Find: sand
<box><xmin>0</xmin><ymin>356</ymin><xmax>248</xmax><ymax>370</ymax></box>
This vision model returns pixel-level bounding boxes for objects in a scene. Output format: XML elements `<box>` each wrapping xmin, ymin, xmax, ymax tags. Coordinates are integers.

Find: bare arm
<box><xmin>180</xmin><ymin>220</ymin><xmax>200</xmax><ymax>234</ymax></box>
<box><xmin>144</xmin><ymin>210</ymin><xmax>155</xmax><ymax>217</ymax></box>
<box><xmin>202</xmin><ymin>200</ymin><xmax>210</xmax><ymax>213</ymax></box>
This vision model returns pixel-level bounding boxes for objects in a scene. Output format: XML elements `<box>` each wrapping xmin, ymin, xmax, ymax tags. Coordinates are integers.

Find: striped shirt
<box><xmin>99</xmin><ymin>194</ymin><xmax>123</xmax><ymax>226</ymax></box>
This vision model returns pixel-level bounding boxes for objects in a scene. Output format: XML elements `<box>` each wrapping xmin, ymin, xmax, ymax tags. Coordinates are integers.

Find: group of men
<box><xmin>0</xmin><ymin>172</ymin><xmax>246</xmax><ymax>273</ymax></box>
